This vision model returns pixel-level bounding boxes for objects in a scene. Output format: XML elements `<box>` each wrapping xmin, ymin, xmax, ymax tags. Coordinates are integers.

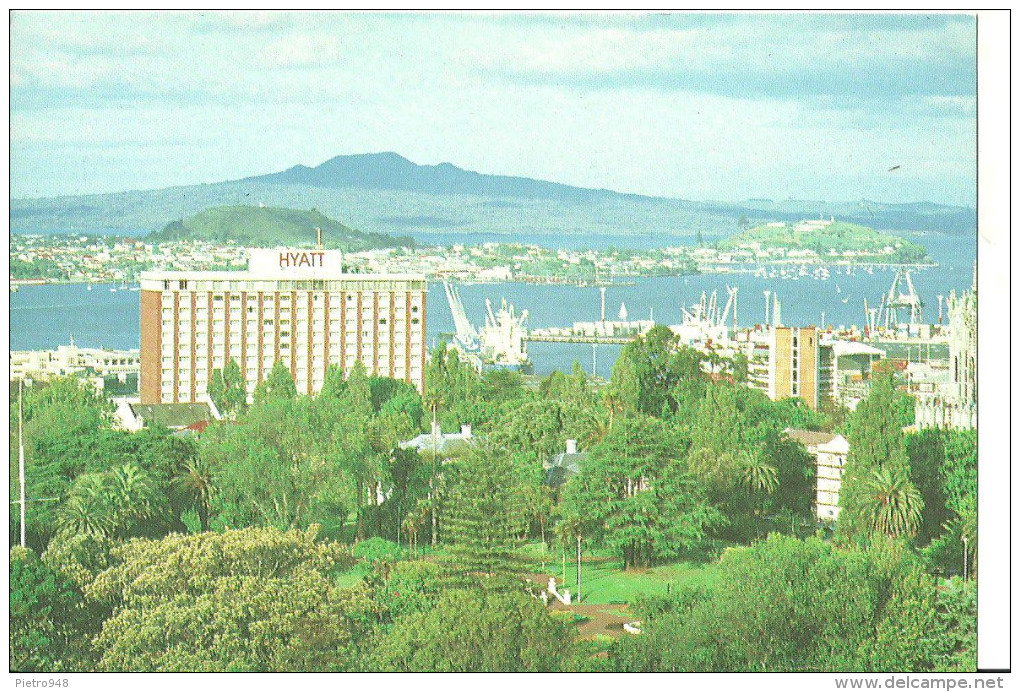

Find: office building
<box><xmin>139</xmin><ymin>248</ymin><xmax>427</xmax><ymax>404</ymax></box>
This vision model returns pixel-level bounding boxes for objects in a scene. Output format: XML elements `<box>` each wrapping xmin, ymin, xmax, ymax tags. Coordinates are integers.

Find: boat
<box><xmin>86</xmin><ymin>284</ymin><xmax>92</xmax><ymax>291</ymax></box>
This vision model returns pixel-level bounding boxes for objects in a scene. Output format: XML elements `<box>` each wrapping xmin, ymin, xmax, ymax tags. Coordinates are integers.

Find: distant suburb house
<box><xmin>785</xmin><ymin>428</ymin><xmax>850</xmax><ymax>522</ymax></box>
<box><xmin>543</xmin><ymin>439</ymin><xmax>586</xmax><ymax>488</ymax></box>
<box><xmin>399</xmin><ymin>422</ymin><xmax>476</xmax><ymax>457</ymax></box>
<box><xmin>113</xmin><ymin>396</ymin><xmax>221</xmax><ymax>434</ymax></box>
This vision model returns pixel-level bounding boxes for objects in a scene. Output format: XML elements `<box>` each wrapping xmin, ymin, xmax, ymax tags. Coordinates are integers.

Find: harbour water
<box><xmin>9</xmin><ymin>233</ymin><xmax>976</xmax><ymax>380</ymax></box>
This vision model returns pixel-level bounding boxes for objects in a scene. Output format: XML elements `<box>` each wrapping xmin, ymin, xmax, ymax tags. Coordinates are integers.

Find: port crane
<box><xmin>882</xmin><ymin>269</ymin><xmax>923</xmax><ymax>328</ymax></box>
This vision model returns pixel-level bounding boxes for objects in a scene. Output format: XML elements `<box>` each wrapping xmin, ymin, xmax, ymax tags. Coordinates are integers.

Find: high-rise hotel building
<box><xmin>139</xmin><ymin>249</ymin><xmax>427</xmax><ymax>404</ymax></box>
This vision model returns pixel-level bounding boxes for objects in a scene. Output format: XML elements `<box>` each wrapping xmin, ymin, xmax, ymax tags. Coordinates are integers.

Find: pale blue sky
<box><xmin>10</xmin><ymin>12</ymin><xmax>977</xmax><ymax>205</ymax></box>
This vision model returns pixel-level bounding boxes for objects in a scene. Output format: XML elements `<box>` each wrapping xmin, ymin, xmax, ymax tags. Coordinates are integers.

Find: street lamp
<box><xmin>576</xmin><ymin>534</ymin><xmax>582</xmax><ymax>603</ymax></box>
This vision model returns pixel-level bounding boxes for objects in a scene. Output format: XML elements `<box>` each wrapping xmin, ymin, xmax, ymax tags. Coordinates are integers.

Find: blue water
<box><xmin>9</xmin><ymin>233</ymin><xmax>976</xmax><ymax>380</ymax></box>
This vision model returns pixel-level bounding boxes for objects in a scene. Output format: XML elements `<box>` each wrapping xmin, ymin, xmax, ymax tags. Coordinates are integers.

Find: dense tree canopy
<box><xmin>9</xmin><ymin>341</ymin><xmax>978</xmax><ymax>674</ymax></box>
<box><xmin>610</xmin><ymin>535</ymin><xmax>954</xmax><ymax>672</ymax></box>
<box><xmin>88</xmin><ymin>527</ymin><xmax>372</xmax><ymax>672</ymax></box>
<box><xmin>369</xmin><ymin>588</ymin><xmax>572</xmax><ymax>672</ymax></box>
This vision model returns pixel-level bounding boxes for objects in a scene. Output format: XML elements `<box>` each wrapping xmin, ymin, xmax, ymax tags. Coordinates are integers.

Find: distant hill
<box><xmin>148</xmin><ymin>206</ymin><xmax>414</xmax><ymax>250</ymax></box>
<box><xmin>9</xmin><ymin>152</ymin><xmax>977</xmax><ymax>238</ymax></box>
<box><xmin>253</xmin><ymin>152</ymin><xmax>625</xmax><ymax>201</ymax></box>
<box><xmin>720</xmin><ymin>220</ymin><xmax>931</xmax><ymax>263</ymax></box>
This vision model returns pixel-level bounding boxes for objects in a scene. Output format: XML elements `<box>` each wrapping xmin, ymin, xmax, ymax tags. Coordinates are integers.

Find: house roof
<box><xmin>130</xmin><ymin>402</ymin><xmax>215</xmax><ymax>429</ymax></box>
<box><xmin>544</xmin><ymin>452</ymin><xmax>586</xmax><ymax>487</ymax></box>
<box><xmin>399</xmin><ymin>431</ymin><xmax>475</xmax><ymax>456</ymax></box>
<box><xmin>785</xmin><ymin>428</ymin><xmax>838</xmax><ymax>446</ymax></box>
<box><xmin>826</xmin><ymin>340</ymin><xmax>887</xmax><ymax>358</ymax></box>
<box><xmin>785</xmin><ymin>428</ymin><xmax>849</xmax><ymax>453</ymax></box>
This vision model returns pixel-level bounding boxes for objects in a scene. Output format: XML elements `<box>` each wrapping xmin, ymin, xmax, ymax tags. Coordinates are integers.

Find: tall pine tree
<box><xmin>441</xmin><ymin>448</ymin><xmax>529</xmax><ymax>589</ymax></box>
<box><xmin>253</xmin><ymin>361</ymin><xmax>297</xmax><ymax>406</ymax></box>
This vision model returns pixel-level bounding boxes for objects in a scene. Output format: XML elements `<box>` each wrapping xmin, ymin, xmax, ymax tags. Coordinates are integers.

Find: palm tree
<box><xmin>174</xmin><ymin>458</ymin><xmax>217</xmax><ymax>531</ymax></box>
<box><xmin>739</xmin><ymin>451</ymin><xmax>779</xmax><ymax>496</ymax></box>
<box><xmin>56</xmin><ymin>474</ymin><xmax>117</xmax><ymax>537</ymax></box>
<box><xmin>862</xmin><ymin>466</ymin><xmax>924</xmax><ymax>538</ymax></box>
<box><xmin>109</xmin><ymin>463</ymin><xmax>156</xmax><ymax>520</ymax></box>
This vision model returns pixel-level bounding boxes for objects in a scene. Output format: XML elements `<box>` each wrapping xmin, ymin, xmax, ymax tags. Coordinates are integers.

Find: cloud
<box><xmin>466</xmin><ymin>13</ymin><xmax>976</xmax><ymax>107</ymax></box>
<box><xmin>260</xmin><ymin>34</ymin><xmax>343</xmax><ymax>68</ymax></box>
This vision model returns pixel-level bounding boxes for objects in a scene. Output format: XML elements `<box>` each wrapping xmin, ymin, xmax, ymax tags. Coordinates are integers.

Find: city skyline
<box><xmin>11</xmin><ymin>11</ymin><xmax>977</xmax><ymax>206</ymax></box>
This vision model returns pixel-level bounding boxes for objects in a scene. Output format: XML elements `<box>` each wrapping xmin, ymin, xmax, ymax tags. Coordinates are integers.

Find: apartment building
<box><xmin>768</xmin><ymin>326</ymin><xmax>820</xmax><ymax>409</ymax></box>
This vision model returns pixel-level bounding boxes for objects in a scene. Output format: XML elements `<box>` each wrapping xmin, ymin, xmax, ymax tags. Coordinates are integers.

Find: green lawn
<box><xmin>517</xmin><ymin>542</ymin><xmax>723</xmax><ymax>605</ymax></box>
<box><xmin>345</xmin><ymin>540</ymin><xmax>726</xmax><ymax>605</ymax></box>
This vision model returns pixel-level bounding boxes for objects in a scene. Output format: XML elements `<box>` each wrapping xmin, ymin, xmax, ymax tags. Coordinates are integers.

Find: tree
<box><xmin>203</xmin><ymin>398</ymin><xmax>357</xmax><ymax>533</ymax></box>
<box><xmin>686</xmin><ymin>383</ymin><xmax>744</xmax><ymax>500</ymax></box>
<box><xmin>87</xmin><ymin>527</ymin><xmax>373</xmax><ymax>672</ymax></box>
<box><xmin>208</xmin><ymin>359</ymin><xmax>247</xmax><ymax>417</ymax></box>
<box><xmin>10</xmin><ymin>377</ymin><xmax>113</xmax><ymax>548</ymax></box>
<box><xmin>738</xmin><ymin>450</ymin><xmax>778</xmax><ymax>496</ymax></box>
<box><xmin>860</xmin><ymin>466</ymin><xmax>924</xmax><ymax>538</ymax></box>
<box><xmin>609</xmin><ymin>535</ymin><xmax>950</xmax><ymax>672</ymax></box>
<box><xmin>487</xmin><ymin>399</ymin><xmax>568</xmax><ymax>460</ymax></box>
<box><xmin>441</xmin><ymin>448</ymin><xmax>530</xmax><ymax>587</ymax></box>
<box><xmin>55</xmin><ymin>463</ymin><xmax>166</xmax><ymax>540</ymax></box>
<box><xmin>731</xmin><ymin>352</ymin><xmax>749</xmax><ymax>383</ymax></box>
<box><xmin>839</xmin><ymin>367</ymin><xmax>914</xmax><ymax>539</ymax></box>
<box><xmin>607</xmin><ymin>327</ymin><xmax>704</xmax><ymax>418</ymax></box>
<box><xmin>320</xmin><ymin>364</ymin><xmax>347</xmax><ymax>400</ymax></box>
<box><xmin>252</xmin><ymin>360</ymin><xmax>297</xmax><ymax>405</ymax></box>
<box><xmin>370</xmin><ymin>559</ymin><xmax>445</xmax><ymax>621</ymax></box>
<box><xmin>173</xmin><ymin>457</ymin><xmax>217</xmax><ymax>532</ymax></box>
<box><xmin>10</xmin><ymin>547</ymin><xmax>93</xmax><ymax>672</ymax></box>
<box><xmin>368</xmin><ymin>587</ymin><xmax>572</xmax><ymax>672</ymax></box>
<box><xmin>561</xmin><ymin>415</ymin><xmax>722</xmax><ymax>569</ymax></box>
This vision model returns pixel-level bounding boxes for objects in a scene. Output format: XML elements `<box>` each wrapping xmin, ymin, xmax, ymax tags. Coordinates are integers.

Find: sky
<box><xmin>10</xmin><ymin>11</ymin><xmax>978</xmax><ymax>205</ymax></box>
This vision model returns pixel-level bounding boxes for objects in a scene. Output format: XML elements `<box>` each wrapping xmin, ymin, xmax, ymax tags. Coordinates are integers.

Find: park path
<box><xmin>523</xmin><ymin>570</ymin><xmax>636</xmax><ymax>639</ymax></box>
